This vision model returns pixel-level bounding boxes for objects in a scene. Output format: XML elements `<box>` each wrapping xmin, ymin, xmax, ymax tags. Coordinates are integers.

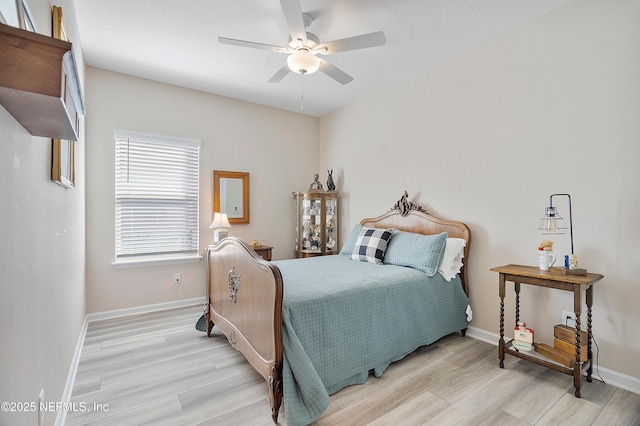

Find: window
<box><xmin>114</xmin><ymin>130</ymin><xmax>200</xmax><ymax>263</ymax></box>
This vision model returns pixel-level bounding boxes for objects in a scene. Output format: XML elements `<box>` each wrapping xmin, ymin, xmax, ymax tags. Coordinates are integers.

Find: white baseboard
<box><xmin>55</xmin><ymin>315</ymin><xmax>89</xmax><ymax>426</ymax></box>
<box><xmin>55</xmin><ymin>297</ymin><xmax>206</xmax><ymax>425</ymax></box>
<box><xmin>466</xmin><ymin>325</ymin><xmax>498</xmax><ymax>345</ymax></box>
<box><xmin>86</xmin><ymin>296</ymin><xmax>206</xmax><ymax>322</ymax></box>
<box><xmin>466</xmin><ymin>326</ymin><xmax>640</xmax><ymax>396</ymax></box>
<box><xmin>593</xmin><ymin>365</ymin><xmax>640</xmax><ymax>396</ymax></box>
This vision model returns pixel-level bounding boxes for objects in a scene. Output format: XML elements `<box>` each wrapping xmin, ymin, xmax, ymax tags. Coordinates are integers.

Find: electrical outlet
<box><xmin>173</xmin><ymin>273</ymin><xmax>181</xmax><ymax>284</ymax></box>
<box><xmin>38</xmin><ymin>388</ymin><xmax>44</xmax><ymax>426</ymax></box>
<box><xmin>563</xmin><ymin>310</ymin><xmax>576</xmax><ymax>328</ymax></box>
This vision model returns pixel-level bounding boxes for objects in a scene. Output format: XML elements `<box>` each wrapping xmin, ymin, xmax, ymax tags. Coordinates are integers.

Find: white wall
<box><xmin>320</xmin><ymin>0</ymin><xmax>640</xmax><ymax>383</ymax></box>
<box><xmin>0</xmin><ymin>1</ymin><xmax>86</xmax><ymax>425</ymax></box>
<box><xmin>85</xmin><ymin>68</ymin><xmax>319</xmax><ymax>313</ymax></box>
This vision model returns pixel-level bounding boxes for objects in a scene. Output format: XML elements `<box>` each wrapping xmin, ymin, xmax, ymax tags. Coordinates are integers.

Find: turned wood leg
<box><xmin>269</xmin><ymin>365</ymin><xmax>283</xmax><ymax>423</ymax></box>
<box><xmin>573</xmin><ymin>285</ymin><xmax>582</xmax><ymax>398</ymax></box>
<box><xmin>586</xmin><ymin>285</ymin><xmax>593</xmax><ymax>382</ymax></box>
<box><xmin>499</xmin><ymin>274</ymin><xmax>505</xmax><ymax>368</ymax></box>
<box><xmin>514</xmin><ymin>282</ymin><xmax>521</xmax><ymax>327</ymax></box>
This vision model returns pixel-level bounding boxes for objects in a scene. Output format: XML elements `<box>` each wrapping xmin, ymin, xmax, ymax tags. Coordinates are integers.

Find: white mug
<box><xmin>538</xmin><ymin>250</ymin><xmax>556</xmax><ymax>271</ymax></box>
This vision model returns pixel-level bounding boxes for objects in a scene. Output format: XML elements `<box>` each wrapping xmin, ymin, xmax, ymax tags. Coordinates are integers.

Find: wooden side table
<box><xmin>490</xmin><ymin>264</ymin><xmax>604</xmax><ymax>398</ymax></box>
<box><xmin>252</xmin><ymin>245</ymin><xmax>273</xmax><ymax>261</ymax></box>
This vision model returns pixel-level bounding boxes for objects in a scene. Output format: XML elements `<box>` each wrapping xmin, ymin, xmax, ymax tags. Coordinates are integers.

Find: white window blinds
<box><xmin>115</xmin><ymin>131</ymin><xmax>200</xmax><ymax>258</ymax></box>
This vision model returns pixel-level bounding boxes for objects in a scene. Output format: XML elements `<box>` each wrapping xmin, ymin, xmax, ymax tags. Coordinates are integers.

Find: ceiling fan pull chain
<box><xmin>300</xmin><ymin>75</ymin><xmax>304</xmax><ymax>112</ymax></box>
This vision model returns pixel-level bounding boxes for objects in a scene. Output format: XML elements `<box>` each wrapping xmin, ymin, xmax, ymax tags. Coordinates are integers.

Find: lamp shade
<box><xmin>287</xmin><ymin>50</ymin><xmax>320</xmax><ymax>75</ymax></box>
<box><xmin>210</xmin><ymin>212</ymin><xmax>231</xmax><ymax>243</ymax></box>
<box><xmin>538</xmin><ymin>207</ymin><xmax>569</xmax><ymax>235</ymax></box>
<box><xmin>538</xmin><ymin>193</ymin><xmax>574</xmax><ymax>255</ymax></box>
<box><xmin>210</xmin><ymin>212</ymin><xmax>231</xmax><ymax>229</ymax></box>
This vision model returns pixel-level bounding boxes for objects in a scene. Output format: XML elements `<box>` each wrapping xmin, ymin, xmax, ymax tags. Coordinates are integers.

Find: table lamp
<box><xmin>538</xmin><ymin>193</ymin><xmax>586</xmax><ymax>275</ymax></box>
<box><xmin>210</xmin><ymin>212</ymin><xmax>231</xmax><ymax>243</ymax></box>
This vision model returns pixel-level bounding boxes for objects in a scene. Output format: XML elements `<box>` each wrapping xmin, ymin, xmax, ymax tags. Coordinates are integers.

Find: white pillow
<box><xmin>438</xmin><ymin>238</ymin><xmax>466</xmax><ymax>281</ymax></box>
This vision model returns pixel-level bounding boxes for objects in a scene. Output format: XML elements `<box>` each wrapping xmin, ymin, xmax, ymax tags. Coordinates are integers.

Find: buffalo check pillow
<box><xmin>351</xmin><ymin>227</ymin><xmax>394</xmax><ymax>265</ymax></box>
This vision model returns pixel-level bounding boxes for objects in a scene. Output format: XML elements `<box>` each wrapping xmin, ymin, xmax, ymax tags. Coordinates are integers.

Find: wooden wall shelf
<box><xmin>0</xmin><ymin>23</ymin><xmax>85</xmax><ymax>141</ymax></box>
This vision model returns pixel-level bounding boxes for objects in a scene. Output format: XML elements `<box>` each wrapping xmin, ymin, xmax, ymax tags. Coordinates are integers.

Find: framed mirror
<box><xmin>213</xmin><ymin>170</ymin><xmax>250</xmax><ymax>224</ymax></box>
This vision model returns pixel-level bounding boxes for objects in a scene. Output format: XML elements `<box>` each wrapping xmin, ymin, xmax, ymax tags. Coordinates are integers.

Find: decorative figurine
<box><xmin>310</xmin><ymin>231</ymin><xmax>321</xmax><ymax>250</ymax></box>
<box><xmin>326</xmin><ymin>169</ymin><xmax>335</xmax><ymax>191</ymax></box>
<box><xmin>327</xmin><ymin>235</ymin><xmax>336</xmax><ymax>250</ymax></box>
<box><xmin>309</xmin><ymin>173</ymin><xmax>324</xmax><ymax>191</ymax></box>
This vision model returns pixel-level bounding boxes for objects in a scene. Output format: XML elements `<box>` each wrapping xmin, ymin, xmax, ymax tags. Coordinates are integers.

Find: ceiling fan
<box><xmin>218</xmin><ymin>0</ymin><xmax>386</xmax><ymax>85</ymax></box>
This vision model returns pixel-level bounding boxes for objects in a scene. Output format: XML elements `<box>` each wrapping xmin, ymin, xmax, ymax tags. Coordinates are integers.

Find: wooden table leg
<box><xmin>514</xmin><ymin>282</ymin><xmax>521</xmax><ymax>326</ymax></box>
<box><xmin>499</xmin><ymin>273</ymin><xmax>505</xmax><ymax>368</ymax></box>
<box><xmin>586</xmin><ymin>285</ymin><xmax>593</xmax><ymax>383</ymax></box>
<box><xmin>573</xmin><ymin>284</ymin><xmax>583</xmax><ymax>398</ymax></box>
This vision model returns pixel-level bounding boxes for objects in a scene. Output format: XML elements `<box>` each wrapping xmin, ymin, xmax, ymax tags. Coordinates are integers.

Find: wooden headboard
<box><xmin>359</xmin><ymin>193</ymin><xmax>471</xmax><ymax>296</ymax></box>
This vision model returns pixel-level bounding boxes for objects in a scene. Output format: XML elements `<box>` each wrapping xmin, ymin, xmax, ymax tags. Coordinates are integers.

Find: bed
<box><xmin>204</xmin><ymin>193</ymin><xmax>471</xmax><ymax>425</ymax></box>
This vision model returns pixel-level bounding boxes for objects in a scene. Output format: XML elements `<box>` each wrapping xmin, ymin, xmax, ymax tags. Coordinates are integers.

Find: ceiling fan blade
<box><xmin>218</xmin><ymin>37</ymin><xmax>288</xmax><ymax>53</ymax></box>
<box><xmin>315</xmin><ymin>31</ymin><xmax>386</xmax><ymax>55</ymax></box>
<box><xmin>279</xmin><ymin>0</ymin><xmax>307</xmax><ymax>44</ymax></box>
<box><xmin>318</xmin><ymin>58</ymin><xmax>353</xmax><ymax>85</ymax></box>
<box><xmin>268</xmin><ymin>64</ymin><xmax>291</xmax><ymax>83</ymax></box>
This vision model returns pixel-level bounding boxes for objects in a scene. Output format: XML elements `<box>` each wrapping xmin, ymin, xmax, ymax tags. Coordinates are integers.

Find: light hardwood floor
<box><xmin>66</xmin><ymin>305</ymin><xmax>640</xmax><ymax>426</ymax></box>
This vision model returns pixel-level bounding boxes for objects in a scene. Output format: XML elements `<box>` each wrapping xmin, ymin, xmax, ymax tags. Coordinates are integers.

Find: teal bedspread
<box><xmin>273</xmin><ymin>255</ymin><xmax>470</xmax><ymax>426</ymax></box>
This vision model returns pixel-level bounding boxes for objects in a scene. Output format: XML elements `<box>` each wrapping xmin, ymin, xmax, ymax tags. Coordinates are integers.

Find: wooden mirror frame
<box><xmin>213</xmin><ymin>170</ymin><xmax>250</xmax><ymax>225</ymax></box>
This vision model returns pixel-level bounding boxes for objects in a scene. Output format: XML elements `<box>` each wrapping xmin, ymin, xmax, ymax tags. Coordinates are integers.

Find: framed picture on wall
<box><xmin>52</xmin><ymin>5</ymin><xmax>68</xmax><ymax>41</ymax></box>
<box><xmin>50</xmin><ymin>5</ymin><xmax>75</xmax><ymax>189</ymax></box>
<box><xmin>52</xmin><ymin>139</ymin><xmax>75</xmax><ymax>188</ymax></box>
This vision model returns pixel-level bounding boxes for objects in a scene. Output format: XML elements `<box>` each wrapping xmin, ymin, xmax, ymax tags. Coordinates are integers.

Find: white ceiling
<box><xmin>74</xmin><ymin>0</ymin><xmax>572</xmax><ymax>117</ymax></box>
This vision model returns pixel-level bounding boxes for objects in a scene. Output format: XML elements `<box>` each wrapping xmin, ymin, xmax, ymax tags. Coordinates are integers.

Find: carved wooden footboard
<box><xmin>205</xmin><ymin>238</ymin><xmax>284</xmax><ymax>422</ymax></box>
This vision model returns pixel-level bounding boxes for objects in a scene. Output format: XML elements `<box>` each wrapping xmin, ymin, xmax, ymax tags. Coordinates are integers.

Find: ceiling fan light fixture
<box><xmin>287</xmin><ymin>49</ymin><xmax>320</xmax><ymax>75</ymax></box>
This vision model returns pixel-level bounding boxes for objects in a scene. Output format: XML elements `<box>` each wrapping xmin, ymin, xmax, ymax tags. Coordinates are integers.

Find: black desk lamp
<box><xmin>538</xmin><ymin>193</ymin><xmax>585</xmax><ymax>274</ymax></box>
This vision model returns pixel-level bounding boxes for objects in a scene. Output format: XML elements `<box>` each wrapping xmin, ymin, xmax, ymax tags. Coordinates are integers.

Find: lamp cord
<box><xmin>563</xmin><ymin>317</ymin><xmax>605</xmax><ymax>384</ymax></box>
<box><xmin>590</xmin><ymin>331</ymin><xmax>606</xmax><ymax>384</ymax></box>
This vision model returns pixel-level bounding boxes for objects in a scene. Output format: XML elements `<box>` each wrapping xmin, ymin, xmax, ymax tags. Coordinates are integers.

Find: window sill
<box><xmin>112</xmin><ymin>254</ymin><xmax>202</xmax><ymax>268</ymax></box>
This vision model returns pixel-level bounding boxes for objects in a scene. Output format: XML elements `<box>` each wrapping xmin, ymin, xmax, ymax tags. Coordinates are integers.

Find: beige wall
<box><xmin>0</xmin><ymin>1</ymin><xmax>86</xmax><ymax>425</ymax></box>
<box><xmin>3</xmin><ymin>2</ymin><xmax>639</xmax><ymax>422</ymax></box>
<box><xmin>84</xmin><ymin>68</ymin><xmax>319</xmax><ymax>313</ymax></box>
<box><xmin>320</xmin><ymin>0</ymin><xmax>640</xmax><ymax>383</ymax></box>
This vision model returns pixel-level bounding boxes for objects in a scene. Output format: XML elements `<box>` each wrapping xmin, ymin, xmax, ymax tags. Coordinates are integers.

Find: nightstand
<box><xmin>491</xmin><ymin>264</ymin><xmax>604</xmax><ymax>398</ymax></box>
<box><xmin>252</xmin><ymin>245</ymin><xmax>273</xmax><ymax>261</ymax></box>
